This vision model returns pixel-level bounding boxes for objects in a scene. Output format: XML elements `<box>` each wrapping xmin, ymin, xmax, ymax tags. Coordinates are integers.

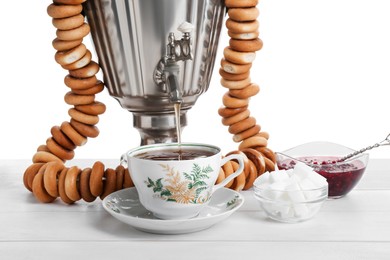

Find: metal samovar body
<box><xmin>83</xmin><ymin>0</ymin><xmax>225</xmax><ymax>144</ymax></box>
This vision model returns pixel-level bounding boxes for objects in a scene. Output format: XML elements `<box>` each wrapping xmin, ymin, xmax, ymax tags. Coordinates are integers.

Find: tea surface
<box><xmin>135</xmin><ymin>148</ymin><xmax>215</xmax><ymax>161</ymax></box>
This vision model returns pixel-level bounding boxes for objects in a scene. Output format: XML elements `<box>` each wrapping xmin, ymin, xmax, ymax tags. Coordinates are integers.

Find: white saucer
<box><xmin>102</xmin><ymin>187</ymin><xmax>244</xmax><ymax>234</ymax></box>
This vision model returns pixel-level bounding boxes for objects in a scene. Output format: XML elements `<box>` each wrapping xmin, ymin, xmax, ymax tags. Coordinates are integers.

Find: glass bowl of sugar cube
<box><xmin>253</xmin><ymin>162</ymin><xmax>328</xmax><ymax>223</ymax></box>
<box><xmin>276</xmin><ymin>142</ymin><xmax>369</xmax><ymax>199</ymax></box>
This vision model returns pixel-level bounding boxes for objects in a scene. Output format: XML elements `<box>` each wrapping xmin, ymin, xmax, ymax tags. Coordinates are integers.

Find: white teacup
<box><xmin>121</xmin><ymin>143</ymin><xmax>244</xmax><ymax>220</ymax></box>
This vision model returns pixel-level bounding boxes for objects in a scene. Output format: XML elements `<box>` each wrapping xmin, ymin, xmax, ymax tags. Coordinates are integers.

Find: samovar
<box><xmin>83</xmin><ymin>0</ymin><xmax>225</xmax><ymax>144</ymax></box>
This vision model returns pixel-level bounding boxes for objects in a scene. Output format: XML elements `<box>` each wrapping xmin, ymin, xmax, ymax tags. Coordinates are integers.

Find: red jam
<box><xmin>278</xmin><ymin>156</ymin><xmax>366</xmax><ymax>198</ymax></box>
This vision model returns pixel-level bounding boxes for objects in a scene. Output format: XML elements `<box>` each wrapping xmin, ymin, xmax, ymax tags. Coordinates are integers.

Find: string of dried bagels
<box><xmin>23</xmin><ymin>0</ymin><xmax>276</xmax><ymax>203</ymax></box>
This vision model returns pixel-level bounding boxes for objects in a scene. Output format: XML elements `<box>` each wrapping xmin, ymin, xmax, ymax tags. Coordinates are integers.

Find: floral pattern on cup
<box><xmin>144</xmin><ymin>163</ymin><xmax>212</xmax><ymax>204</ymax></box>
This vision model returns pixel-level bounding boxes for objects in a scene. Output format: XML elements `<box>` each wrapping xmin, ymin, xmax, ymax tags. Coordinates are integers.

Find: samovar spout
<box><xmin>165</xmin><ymin>70</ymin><xmax>182</xmax><ymax>104</ymax></box>
<box><xmin>156</xmin><ymin>22</ymin><xmax>194</xmax><ymax>104</ymax></box>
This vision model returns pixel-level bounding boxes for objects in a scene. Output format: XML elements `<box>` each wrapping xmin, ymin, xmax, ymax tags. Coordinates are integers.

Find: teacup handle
<box><xmin>120</xmin><ymin>153</ymin><xmax>128</xmax><ymax>168</ymax></box>
<box><xmin>213</xmin><ymin>154</ymin><xmax>244</xmax><ymax>192</ymax></box>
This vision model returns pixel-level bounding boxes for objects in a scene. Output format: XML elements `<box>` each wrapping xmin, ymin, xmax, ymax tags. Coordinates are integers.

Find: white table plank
<box><xmin>1</xmin><ymin>203</ymin><xmax>390</xmax><ymax>242</ymax></box>
<box><xmin>0</xmin><ymin>242</ymin><xmax>389</xmax><ymax>260</ymax></box>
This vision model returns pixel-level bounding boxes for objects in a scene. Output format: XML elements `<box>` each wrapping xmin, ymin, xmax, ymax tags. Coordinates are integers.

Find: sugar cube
<box><xmin>307</xmin><ymin>171</ymin><xmax>328</xmax><ymax>187</ymax></box>
<box><xmin>269</xmin><ymin>170</ymin><xmax>290</xmax><ymax>183</ymax></box>
<box><xmin>293</xmin><ymin>161</ymin><xmax>314</xmax><ymax>180</ymax></box>
<box><xmin>293</xmin><ymin>204</ymin><xmax>310</xmax><ymax>217</ymax></box>
<box><xmin>254</xmin><ymin>171</ymin><xmax>270</xmax><ymax>187</ymax></box>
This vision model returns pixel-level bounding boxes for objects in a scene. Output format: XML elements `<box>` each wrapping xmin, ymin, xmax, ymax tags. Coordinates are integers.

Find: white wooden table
<box><xmin>1</xmin><ymin>159</ymin><xmax>389</xmax><ymax>259</ymax></box>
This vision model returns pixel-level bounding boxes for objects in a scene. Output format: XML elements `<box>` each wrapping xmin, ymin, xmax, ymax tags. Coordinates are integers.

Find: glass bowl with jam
<box><xmin>276</xmin><ymin>142</ymin><xmax>369</xmax><ymax>199</ymax></box>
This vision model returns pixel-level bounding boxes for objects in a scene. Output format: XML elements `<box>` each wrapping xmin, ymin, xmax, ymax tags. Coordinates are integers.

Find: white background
<box><xmin>1</xmin><ymin>0</ymin><xmax>389</xmax><ymax>160</ymax></box>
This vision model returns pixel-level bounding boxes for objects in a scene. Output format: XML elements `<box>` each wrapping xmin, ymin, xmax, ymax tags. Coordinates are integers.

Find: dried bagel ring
<box><xmin>47</xmin><ymin>4</ymin><xmax>83</xmax><ymax>19</ymax></box>
<box><xmin>225</xmin><ymin>0</ymin><xmax>258</xmax><ymax>8</ymax></box>
<box><xmin>233</xmin><ymin>124</ymin><xmax>261</xmax><ymax>142</ymax></box>
<box><xmin>32</xmin><ymin>164</ymin><xmax>56</xmax><ymax>203</ymax></box>
<box><xmin>52</xmin><ymin>38</ymin><xmax>83</xmax><ymax>51</ymax></box>
<box><xmin>74</xmin><ymin>101</ymin><xmax>106</xmax><ymax>116</ymax></box>
<box><xmin>37</xmin><ymin>145</ymin><xmax>50</xmax><ymax>153</ymax></box>
<box><xmin>228</xmin><ymin>7</ymin><xmax>259</xmax><ymax>22</ymax></box>
<box><xmin>238</xmin><ymin>135</ymin><xmax>268</xmax><ymax>150</ymax></box>
<box><xmin>90</xmin><ymin>161</ymin><xmax>104</xmax><ymax>196</ymax></box>
<box><xmin>37</xmin><ymin>144</ymin><xmax>52</xmax><ymax>152</ymax></box>
<box><xmin>43</xmin><ymin>161</ymin><xmax>65</xmax><ymax>197</ymax></box>
<box><xmin>228</xmin><ymin>116</ymin><xmax>256</xmax><ymax>134</ymax></box>
<box><xmin>263</xmin><ymin>156</ymin><xmax>276</xmax><ymax>172</ymax></box>
<box><xmin>256</xmin><ymin>132</ymin><xmax>270</xmax><ymax>140</ymax></box>
<box><xmin>53</xmin><ymin>0</ymin><xmax>86</xmax><ymax>5</ymax></box>
<box><xmin>229</xmin><ymin>38</ymin><xmax>263</xmax><ymax>52</ymax></box>
<box><xmin>222</xmin><ymin>109</ymin><xmax>250</xmax><ymax>126</ymax></box>
<box><xmin>68</xmin><ymin>108</ymin><xmax>99</xmax><ymax>125</ymax></box>
<box><xmin>221</xmin><ymin>58</ymin><xmax>252</xmax><ymax>74</ymax></box>
<box><xmin>244</xmin><ymin>160</ymin><xmax>258</xmax><ymax>190</ymax></box>
<box><xmin>51</xmin><ymin>125</ymin><xmax>76</xmax><ymax>151</ymax></box>
<box><xmin>254</xmin><ymin>146</ymin><xmax>276</xmax><ymax>164</ymax></box>
<box><xmin>241</xmin><ymin>148</ymin><xmax>266</xmax><ymax>176</ymax></box>
<box><xmin>61</xmin><ymin>50</ymin><xmax>92</xmax><ymax>70</ymax></box>
<box><xmin>218</xmin><ymin>106</ymin><xmax>248</xmax><ymax>118</ymax></box>
<box><xmin>64</xmin><ymin>75</ymin><xmax>97</xmax><ymax>90</ymax></box>
<box><xmin>79</xmin><ymin>168</ymin><xmax>96</xmax><ymax>202</ymax></box>
<box><xmin>55</xmin><ymin>43</ymin><xmax>87</xmax><ymax>65</ymax></box>
<box><xmin>115</xmin><ymin>165</ymin><xmax>125</xmax><ymax>191</ymax></box>
<box><xmin>64</xmin><ymin>91</ymin><xmax>95</xmax><ymax>106</ymax></box>
<box><xmin>100</xmin><ymin>168</ymin><xmax>117</xmax><ymax>200</ymax></box>
<box><xmin>69</xmin><ymin>61</ymin><xmax>100</xmax><ymax>78</ymax></box>
<box><xmin>46</xmin><ymin>137</ymin><xmax>75</xmax><ymax>161</ymax></box>
<box><xmin>224</xmin><ymin>47</ymin><xmax>256</xmax><ymax>65</ymax></box>
<box><xmin>229</xmin><ymin>83</ymin><xmax>260</xmax><ymax>99</ymax></box>
<box><xmin>65</xmin><ymin>166</ymin><xmax>82</xmax><ymax>201</ymax></box>
<box><xmin>219</xmin><ymin>68</ymin><xmax>250</xmax><ymax>81</ymax></box>
<box><xmin>23</xmin><ymin>163</ymin><xmax>45</xmax><ymax>192</ymax></box>
<box><xmin>52</xmin><ymin>14</ymin><xmax>85</xmax><ymax>30</ymax></box>
<box><xmin>60</xmin><ymin>121</ymin><xmax>87</xmax><ymax>146</ymax></box>
<box><xmin>71</xmin><ymin>81</ymin><xmax>104</xmax><ymax>95</ymax></box>
<box><xmin>222</xmin><ymin>92</ymin><xmax>249</xmax><ymax>108</ymax></box>
<box><xmin>226</xmin><ymin>19</ymin><xmax>259</xmax><ymax>34</ymax></box>
<box><xmin>70</xmin><ymin>119</ymin><xmax>100</xmax><ymax>138</ymax></box>
<box><xmin>33</xmin><ymin>151</ymin><xmax>64</xmax><ymax>164</ymax></box>
<box><xmin>58</xmin><ymin>167</ymin><xmax>74</xmax><ymax>204</ymax></box>
<box><xmin>56</xmin><ymin>23</ymin><xmax>90</xmax><ymax>41</ymax></box>
<box><xmin>62</xmin><ymin>50</ymin><xmax>92</xmax><ymax>71</ymax></box>
<box><xmin>221</xmin><ymin>77</ymin><xmax>251</xmax><ymax>90</ymax></box>
<box><xmin>228</xmin><ymin>30</ymin><xmax>259</xmax><ymax>40</ymax></box>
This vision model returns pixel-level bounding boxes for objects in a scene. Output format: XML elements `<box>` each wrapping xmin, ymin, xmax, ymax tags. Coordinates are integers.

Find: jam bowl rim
<box><xmin>275</xmin><ymin>141</ymin><xmax>369</xmax><ymax>167</ymax></box>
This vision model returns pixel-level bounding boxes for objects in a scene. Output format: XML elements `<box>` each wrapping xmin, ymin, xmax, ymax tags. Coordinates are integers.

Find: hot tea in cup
<box><xmin>121</xmin><ymin>143</ymin><xmax>244</xmax><ymax>219</ymax></box>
